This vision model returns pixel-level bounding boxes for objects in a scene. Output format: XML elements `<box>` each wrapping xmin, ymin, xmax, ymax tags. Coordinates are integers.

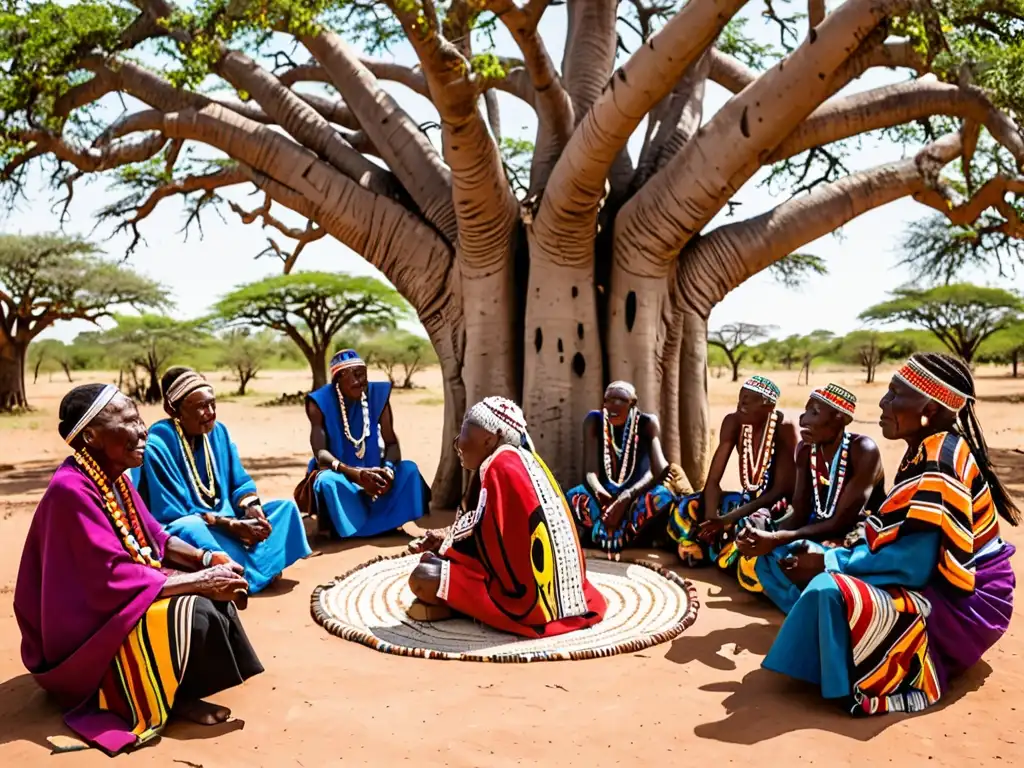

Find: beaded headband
<box><xmin>465</xmin><ymin>396</ymin><xmax>530</xmax><ymax>448</ymax></box>
<box><xmin>605</xmin><ymin>380</ymin><xmax>637</xmax><ymax>401</ymax></box>
<box><xmin>165</xmin><ymin>370</ymin><xmax>213</xmax><ymax>408</ymax></box>
<box><xmin>894</xmin><ymin>357</ymin><xmax>971</xmax><ymax>411</ymax></box>
<box><xmin>64</xmin><ymin>385</ymin><xmax>118</xmax><ymax>445</ymax></box>
<box><xmin>741</xmin><ymin>375</ymin><xmax>781</xmax><ymax>404</ymax></box>
<box><xmin>810</xmin><ymin>383</ymin><xmax>857</xmax><ymax>417</ymax></box>
<box><xmin>330</xmin><ymin>349</ymin><xmax>365</xmax><ymax>378</ymax></box>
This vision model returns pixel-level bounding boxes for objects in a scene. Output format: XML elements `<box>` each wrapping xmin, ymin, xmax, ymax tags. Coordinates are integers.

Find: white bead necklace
<box><xmin>810</xmin><ymin>431</ymin><xmax>851</xmax><ymax>521</ymax></box>
<box><xmin>740</xmin><ymin>411</ymin><xmax>778</xmax><ymax>494</ymax></box>
<box><xmin>602</xmin><ymin>407</ymin><xmax>640</xmax><ymax>490</ymax></box>
<box><xmin>336</xmin><ymin>384</ymin><xmax>369</xmax><ymax>460</ymax></box>
<box><xmin>174</xmin><ymin>419</ymin><xmax>218</xmax><ymax>507</ymax></box>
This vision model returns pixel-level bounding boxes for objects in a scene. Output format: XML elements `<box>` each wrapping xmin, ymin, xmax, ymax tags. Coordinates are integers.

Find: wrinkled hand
<box><xmin>736</xmin><ymin>527</ymin><xmax>778</xmax><ymax>557</ymax></box>
<box><xmin>229</xmin><ymin>518</ymin><xmax>268</xmax><ymax>547</ymax></box>
<box><xmin>780</xmin><ymin>542</ymin><xmax>826</xmax><ymax>589</ymax></box>
<box><xmin>600</xmin><ymin>496</ymin><xmax>629</xmax><ymax>532</ymax></box>
<box><xmin>358</xmin><ymin>468</ymin><xmax>389</xmax><ymax>499</ymax></box>
<box><xmin>379</xmin><ymin>465</ymin><xmax>395</xmax><ymax>496</ymax></box>
<box><xmin>208</xmin><ymin>551</ymin><xmax>244</xmax><ymax>575</ymax></box>
<box><xmin>193</xmin><ymin>565</ymin><xmax>249</xmax><ymax>603</ymax></box>
<box><xmin>594</xmin><ymin>487</ymin><xmax>614</xmax><ymax>510</ymax></box>
<box><xmin>697</xmin><ymin>517</ymin><xmax>727</xmax><ymax>544</ymax></box>
<box><xmin>244</xmin><ymin>502</ymin><xmax>269</xmax><ymax>524</ymax></box>
<box><xmin>408</xmin><ymin>529</ymin><xmax>446</xmax><ymax>554</ymax></box>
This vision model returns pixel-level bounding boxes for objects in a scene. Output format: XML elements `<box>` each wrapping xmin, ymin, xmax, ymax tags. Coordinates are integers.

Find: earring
<box><xmin>920</xmin><ymin>415</ymin><xmax>929</xmax><ymax>427</ymax></box>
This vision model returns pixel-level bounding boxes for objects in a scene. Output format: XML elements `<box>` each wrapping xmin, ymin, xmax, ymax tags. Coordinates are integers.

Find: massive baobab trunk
<box><xmin>7</xmin><ymin>0</ymin><xmax>1024</xmax><ymax>505</ymax></box>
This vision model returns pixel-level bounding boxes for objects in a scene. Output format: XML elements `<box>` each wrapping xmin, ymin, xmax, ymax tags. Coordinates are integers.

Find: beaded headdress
<box><xmin>63</xmin><ymin>384</ymin><xmax>118</xmax><ymax>445</ymax></box>
<box><xmin>741</xmin><ymin>375</ymin><xmax>781</xmax><ymax>404</ymax></box>
<box><xmin>465</xmin><ymin>396</ymin><xmax>531</xmax><ymax>449</ymax></box>
<box><xmin>164</xmin><ymin>369</ymin><xmax>213</xmax><ymax>409</ymax></box>
<box><xmin>330</xmin><ymin>349</ymin><xmax>365</xmax><ymax>378</ymax></box>
<box><xmin>894</xmin><ymin>357</ymin><xmax>971</xmax><ymax>411</ymax></box>
<box><xmin>810</xmin><ymin>383</ymin><xmax>857</xmax><ymax>417</ymax></box>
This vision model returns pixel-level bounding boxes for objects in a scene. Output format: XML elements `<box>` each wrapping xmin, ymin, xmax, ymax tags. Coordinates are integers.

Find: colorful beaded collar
<box><xmin>895</xmin><ymin>359</ymin><xmax>970</xmax><ymax>411</ymax></box>
<box><xmin>810</xmin><ymin>383</ymin><xmax>857</xmax><ymax>417</ymax></box>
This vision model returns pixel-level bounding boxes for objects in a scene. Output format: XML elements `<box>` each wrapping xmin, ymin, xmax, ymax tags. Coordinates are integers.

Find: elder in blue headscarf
<box><xmin>302</xmin><ymin>349</ymin><xmax>430</xmax><ymax>538</ymax></box>
<box><xmin>134</xmin><ymin>367</ymin><xmax>311</xmax><ymax>593</ymax></box>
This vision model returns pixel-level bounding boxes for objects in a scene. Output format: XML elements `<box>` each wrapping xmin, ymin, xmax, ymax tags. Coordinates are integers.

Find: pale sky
<box><xmin>9</xmin><ymin>5</ymin><xmax>1020</xmax><ymax>343</ymax></box>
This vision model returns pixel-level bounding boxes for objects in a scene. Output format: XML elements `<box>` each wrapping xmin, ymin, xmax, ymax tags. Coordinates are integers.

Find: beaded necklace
<box><xmin>899</xmin><ymin>441</ymin><xmax>926</xmax><ymax>476</ymax></box>
<box><xmin>173</xmin><ymin>419</ymin><xmax>218</xmax><ymax>507</ymax></box>
<box><xmin>74</xmin><ymin>450</ymin><xmax>161</xmax><ymax>568</ymax></box>
<box><xmin>740</xmin><ymin>411</ymin><xmax>779</xmax><ymax>494</ymax></box>
<box><xmin>602</xmin><ymin>407</ymin><xmax>640</xmax><ymax>489</ymax></box>
<box><xmin>810</xmin><ymin>431</ymin><xmax>851</xmax><ymax>520</ymax></box>
<box><xmin>335</xmin><ymin>383</ymin><xmax>370</xmax><ymax>460</ymax></box>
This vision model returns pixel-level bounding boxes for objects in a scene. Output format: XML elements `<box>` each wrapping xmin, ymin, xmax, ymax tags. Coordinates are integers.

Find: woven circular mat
<box><xmin>310</xmin><ymin>553</ymin><xmax>699</xmax><ymax>662</ymax></box>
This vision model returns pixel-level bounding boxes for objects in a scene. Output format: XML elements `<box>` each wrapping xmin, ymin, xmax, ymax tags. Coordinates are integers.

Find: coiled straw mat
<box><xmin>310</xmin><ymin>553</ymin><xmax>699</xmax><ymax>662</ymax></box>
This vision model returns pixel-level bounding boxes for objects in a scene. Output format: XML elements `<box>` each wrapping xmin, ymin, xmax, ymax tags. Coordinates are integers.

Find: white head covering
<box><xmin>164</xmin><ymin>368</ymin><xmax>214</xmax><ymax>409</ymax></box>
<box><xmin>605</xmin><ymin>380</ymin><xmax>637</xmax><ymax>401</ymax></box>
<box><xmin>63</xmin><ymin>384</ymin><xmax>118</xmax><ymax>445</ymax></box>
<box><xmin>464</xmin><ymin>396</ymin><xmax>533</xmax><ymax>450</ymax></box>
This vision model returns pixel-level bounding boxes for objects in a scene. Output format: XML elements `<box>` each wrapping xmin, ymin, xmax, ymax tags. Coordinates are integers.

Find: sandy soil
<box><xmin>1</xmin><ymin>366</ymin><xmax>1022</xmax><ymax>767</ymax></box>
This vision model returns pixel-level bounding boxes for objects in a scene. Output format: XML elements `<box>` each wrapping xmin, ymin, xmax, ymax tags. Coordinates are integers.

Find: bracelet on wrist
<box><xmin>201</xmin><ymin>549</ymin><xmax>213</xmax><ymax>567</ymax></box>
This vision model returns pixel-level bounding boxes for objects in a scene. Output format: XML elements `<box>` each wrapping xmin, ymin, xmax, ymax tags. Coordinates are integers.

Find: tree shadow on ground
<box><xmin>0</xmin><ymin>460</ymin><xmax>58</xmax><ymax>497</ymax></box>
<box><xmin>245</xmin><ymin>454</ymin><xmax>310</xmax><ymax>485</ymax></box>
<box><xmin>666</xmin><ymin>622</ymin><xmax>777</xmax><ymax>671</ymax></box>
<box><xmin>694</xmin><ymin>661</ymin><xmax>993</xmax><ymax>744</ymax></box>
<box><xmin>989</xmin><ymin>448</ymin><xmax>1024</xmax><ymax>491</ymax></box>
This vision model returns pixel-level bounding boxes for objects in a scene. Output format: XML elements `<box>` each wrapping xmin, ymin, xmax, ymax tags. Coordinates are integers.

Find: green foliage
<box><xmin>767</xmin><ymin>252</ymin><xmax>828</xmax><ymax>288</ymax></box>
<box><xmin>499</xmin><ymin>136</ymin><xmax>534</xmax><ymax>200</ymax></box>
<box><xmin>859</xmin><ymin>282</ymin><xmax>1023</xmax><ymax>362</ymax></box>
<box><xmin>362</xmin><ymin>329</ymin><xmax>437</xmax><ymax>388</ymax></box>
<box><xmin>718</xmin><ymin>17</ymin><xmax>783</xmax><ymax>67</ymax></box>
<box><xmin>0</xmin><ymin>233</ymin><xmax>167</xmax><ymax>342</ymax></box>
<box><xmin>93</xmin><ymin>314</ymin><xmax>210</xmax><ymax>402</ymax></box>
<box><xmin>214</xmin><ymin>271</ymin><xmax>408</xmax><ymax>386</ymax></box>
<box><xmin>836</xmin><ymin>329</ymin><xmax>920</xmax><ymax>383</ymax></box>
<box><xmin>27</xmin><ymin>339</ymin><xmax>75</xmax><ymax>383</ymax></box>
<box><xmin>217</xmin><ymin>327</ymin><xmax>277</xmax><ymax>395</ymax></box>
<box><xmin>978</xmin><ymin>318</ymin><xmax>1024</xmax><ymax>374</ymax></box>
<box><xmin>708</xmin><ymin>322</ymin><xmax>774</xmax><ymax>381</ymax></box>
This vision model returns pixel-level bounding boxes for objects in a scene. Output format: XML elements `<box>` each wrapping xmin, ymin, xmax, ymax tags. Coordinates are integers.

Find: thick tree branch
<box><xmin>678</xmin><ymin>134</ymin><xmax>963</xmax><ymax>316</ymax></box>
<box><xmin>280</xmin><ymin>60</ymin><xmax>431</xmax><ymax>98</ymax></box>
<box><xmin>534</xmin><ymin>0</ymin><xmax>746</xmax><ymax>269</ymax></box>
<box><xmin>301</xmin><ymin>32</ymin><xmax>457</xmax><ymax>246</ymax></box>
<box><xmin>616</xmin><ymin>0</ymin><xmax>913</xmax><ymax>278</ymax></box>
<box><xmin>707</xmin><ymin>48</ymin><xmax>758</xmax><ymax>93</ymax></box>
<box><xmin>915</xmin><ymin>175</ymin><xmax>1024</xmax><ymax>238</ymax></box>
<box><xmin>4</xmin><ymin>128</ymin><xmax>168</xmax><ymax>174</ymax></box>
<box><xmin>769</xmin><ymin>80</ymin><xmax>1024</xmax><ymax>167</ymax></box>
<box><xmin>562</xmin><ymin>0</ymin><xmax>618</xmax><ymax>121</ymax></box>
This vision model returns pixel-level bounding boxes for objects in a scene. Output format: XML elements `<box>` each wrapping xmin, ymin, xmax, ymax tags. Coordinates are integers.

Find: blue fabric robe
<box><xmin>133</xmin><ymin>420</ymin><xmax>311</xmax><ymax>593</ymax></box>
<box><xmin>762</xmin><ymin>531</ymin><xmax>940</xmax><ymax>699</ymax></box>
<box><xmin>306</xmin><ymin>381</ymin><xmax>428</xmax><ymax>537</ymax></box>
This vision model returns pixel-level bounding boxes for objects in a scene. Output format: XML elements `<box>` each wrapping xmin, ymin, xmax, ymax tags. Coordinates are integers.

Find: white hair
<box><xmin>464</xmin><ymin>396</ymin><xmax>532</xmax><ymax>449</ymax></box>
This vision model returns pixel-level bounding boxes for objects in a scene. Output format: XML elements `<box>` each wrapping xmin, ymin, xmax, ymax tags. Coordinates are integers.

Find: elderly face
<box><xmin>456</xmin><ymin>421</ymin><xmax>500</xmax><ymax>471</ymax></box>
<box><xmin>879</xmin><ymin>376</ymin><xmax>935</xmax><ymax>441</ymax></box>
<box><xmin>336</xmin><ymin>364</ymin><xmax>368</xmax><ymax>400</ymax></box>
<box><xmin>736</xmin><ymin>387</ymin><xmax>774</xmax><ymax>424</ymax></box>
<box><xmin>177</xmin><ymin>387</ymin><xmax>217</xmax><ymax>437</ymax></box>
<box><xmin>82</xmin><ymin>393</ymin><xmax>149</xmax><ymax>471</ymax></box>
<box><xmin>798</xmin><ymin>397</ymin><xmax>848</xmax><ymax>445</ymax></box>
<box><xmin>603</xmin><ymin>385</ymin><xmax>636</xmax><ymax>427</ymax></box>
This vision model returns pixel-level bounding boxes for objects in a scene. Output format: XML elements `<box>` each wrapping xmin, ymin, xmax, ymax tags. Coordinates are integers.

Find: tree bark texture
<box><xmin>0</xmin><ymin>340</ymin><xmax>27</xmax><ymax>411</ymax></box>
<box><xmin>17</xmin><ymin>1</ymin><xmax>1024</xmax><ymax>500</ymax></box>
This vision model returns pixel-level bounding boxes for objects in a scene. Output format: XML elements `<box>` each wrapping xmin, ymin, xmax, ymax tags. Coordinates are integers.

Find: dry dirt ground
<box><xmin>1</xmin><ymin>366</ymin><xmax>1022</xmax><ymax>767</ymax></box>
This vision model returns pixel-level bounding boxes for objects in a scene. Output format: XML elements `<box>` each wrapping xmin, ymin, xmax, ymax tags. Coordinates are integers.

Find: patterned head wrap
<box><xmin>330</xmin><ymin>349</ymin><xmax>365</xmax><ymax>378</ymax></box>
<box><xmin>605</xmin><ymin>381</ymin><xmax>638</xmax><ymax>401</ymax></box>
<box><xmin>62</xmin><ymin>384</ymin><xmax>119</xmax><ymax>445</ymax></box>
<box><xmin>894</xmin><ymin>356</ymin><xmax>972</xmax><ymax>411</ymax></box>
<box><xmin>741</xmin><ymin>375</ymin><xmax>781</xmax><ymax>404</ymax></box>
<box><xmin>464</xmin><ymin>396</ymin><xmax>533</xmax><ymax>450</ymax></box>
<box><xmin>164</xmin><ymin>368</ymin><xmax>214</xmax><ymax>409</ymax></box>
<box><xmin>810</xmin><ymin>383</ymin><xmax>857</xmax><ymax>417</ymax></box>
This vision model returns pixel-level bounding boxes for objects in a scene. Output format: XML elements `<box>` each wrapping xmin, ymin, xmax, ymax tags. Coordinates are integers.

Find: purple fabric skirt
<box><xmin>924</xmin><ymin>542</ymin><xmax>1016</xmax><ymax>685</ymax></box>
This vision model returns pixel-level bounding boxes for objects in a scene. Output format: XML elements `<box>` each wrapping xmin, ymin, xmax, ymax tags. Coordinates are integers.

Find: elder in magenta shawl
<box><xmin>14</xmin><ymin>384</ymin><xmax>263</xmax><ymax>756</ymax></box>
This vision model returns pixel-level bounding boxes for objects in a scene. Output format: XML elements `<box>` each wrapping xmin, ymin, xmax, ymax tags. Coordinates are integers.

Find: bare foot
<box><xmin>406</xmin><ymin>599</ymin><xmax>453</xmax><ymax>622</ymax></box>
<box><xmin>174</xmin><ymin>699</ymin><xmax>231</xmax><ymax>725</ymax></box>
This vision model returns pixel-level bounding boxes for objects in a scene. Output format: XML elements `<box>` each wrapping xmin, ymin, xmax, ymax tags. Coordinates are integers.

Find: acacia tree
<box><xmin>213</xmin><ymin>272</ymin><xmax>407</xmax><ymax>388</ymax></box>
<box><xmin>28</xmin><ymin>339</ymin><xmax>75</xmax><ymax>384</ymax></box>
<box><xmin>708</xmin><ymin>323</ymin><xmax>773</xmax><ymax>382</ymax></box>
<box><xmin>860</xmin><ymin>284</ymin><xmax>1022</xmax><ymax>364</ymax></box>
<box><xmin>6</xmin><ymin>1</ymin><xmax>1024</xmax><ymax>503</ymax></box>
<box><xmin>978</xmin><ymin>320</ymin><xmax>1024</xmax><ymax>377</ymax></box>
<box><xmin>0</xmin><ymin>233</ymin><xmax>165</xmax><ymax>411</ymax></box>
<box><xmin>838</xmin><ymin>329</ymin><xmax>917</xmax><ymax>383</ymax></box>
<box><xmin>363</xmin><ymin>330</ymin><xmax>439</xmax><ymax>389</ymax></box>
<box><xmin>795</xmin><ymin>329</ymin><xmax>837</xmax><ymax>385</ymax></box>
<box><xmin>218</xmin><ymin>328</ymin><xmax>277</xmax><ymax>395</ymax></box>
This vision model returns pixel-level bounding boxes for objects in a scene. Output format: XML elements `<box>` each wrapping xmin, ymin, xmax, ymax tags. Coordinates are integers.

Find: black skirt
<box><xmin>176</xmin><ymin>597</ymin><xmax>264</xmax><ymax>702</ymax></box>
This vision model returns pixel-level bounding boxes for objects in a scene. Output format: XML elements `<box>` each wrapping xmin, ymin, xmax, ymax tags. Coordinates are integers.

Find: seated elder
<box><xmin>566</xmin><ymin>381</ymin><xmax>681</xmax><ymax>554</ymax></box>
<box><xmin>408</xmin><ymin>397</ymin><xmax>607</xmax><ymax>637</ymax></box>
<box><xmin>763</xmin><ymin>354</ymin><xmax>1017</xmax><ymax>715</ymax></box>
<box><xmin>14</xmin><ymin>384</ymin><xmax>263</xmax><ymax>755</ymax></box>
<box><xmin>736</xmin><ymin>383</ymin><xmax>886</xmax><ymax>611</ymax></box>
<box><xmin>135</xmin><ymin>367</ymin><xmax>311</xmax><ymax>593</ymax></box>
<box><xmin>667</xmin><ymin>375</ymin><xmax>797</xmax><ymax>572</ymax></box>
<box><xmin>302</xmin><ymin>349</ymin><xmax>429</xmax><ymax>538</ymax></box>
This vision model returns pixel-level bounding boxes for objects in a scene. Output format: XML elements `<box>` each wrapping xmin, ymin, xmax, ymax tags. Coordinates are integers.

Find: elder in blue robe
<box><xmin>302</xmin><ymin>349</ymin><xmax>429</xmax><ymax>538</ymax></box>
<box><xmin>566</xmin><ymin>381</ymin><xmax>682</xmax><ymax>554</ymax></box>
<box><xmin>134</xmin><ymin>368</ymin><xmax>310</xmax><ymax>594</ymax></box>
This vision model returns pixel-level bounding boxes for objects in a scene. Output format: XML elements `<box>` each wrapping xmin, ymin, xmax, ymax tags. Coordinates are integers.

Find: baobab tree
<box><xmin>4</xmin><ymin>1</ymin><xmax>1024</xmax><ymax>506</ymax></box>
